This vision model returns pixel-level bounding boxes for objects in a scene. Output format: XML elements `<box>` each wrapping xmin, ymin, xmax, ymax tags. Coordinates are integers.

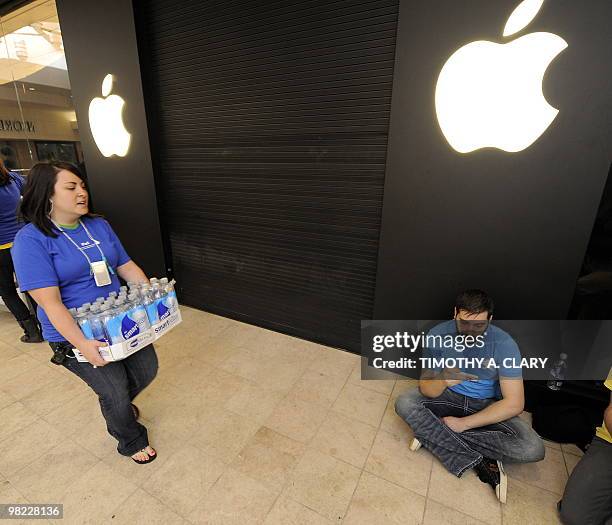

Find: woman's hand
<box><xmin>77</xmin><ymin>339</ymin><xmax>108</xmax><ymax>367</ymax></box>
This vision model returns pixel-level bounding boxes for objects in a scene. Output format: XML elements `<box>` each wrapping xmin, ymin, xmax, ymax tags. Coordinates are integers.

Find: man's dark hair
<box><xmin>455</xmin><ymin>289</ymin><xmax>494</xmax><ymax>317</ymax></box>
<box><xmin>19</xmin><ymin>161</ymin><xmax>99</xmax><ymax>237</ymax></box>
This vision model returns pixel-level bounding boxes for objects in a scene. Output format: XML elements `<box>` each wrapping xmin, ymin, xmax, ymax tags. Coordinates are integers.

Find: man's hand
<box><xmin>441</xmin><ymin>367</ymin><xmax>478</xmax><ymax>387</ymax></box>
<box><xmin>442</xmin><ymin>416</ymin><xmax>471</xmax><ymax>433</ymax></box>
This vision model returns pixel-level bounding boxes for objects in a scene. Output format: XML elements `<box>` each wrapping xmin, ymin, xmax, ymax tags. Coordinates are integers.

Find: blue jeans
<box><xmin>62</xmin><ymin>344</ymin><xmax>158</xmax><ymax>456</ymax></box>
<box><xmin>395</xmin><ymin>387</ymin><xmax>545</xmax><ymax>476</ymax></box>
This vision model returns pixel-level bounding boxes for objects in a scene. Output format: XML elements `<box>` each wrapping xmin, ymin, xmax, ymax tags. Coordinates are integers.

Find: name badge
<box><xmin>91</xmin><ymin>260</ymin><xmax>112</xmax><ymax>287</ymax></box>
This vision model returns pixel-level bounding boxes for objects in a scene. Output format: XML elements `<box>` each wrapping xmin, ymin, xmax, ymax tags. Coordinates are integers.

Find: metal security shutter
<box><xmin>135</xmin><ymin>0</ymin><xmax>398</xmax><ymax>351</ymax></box>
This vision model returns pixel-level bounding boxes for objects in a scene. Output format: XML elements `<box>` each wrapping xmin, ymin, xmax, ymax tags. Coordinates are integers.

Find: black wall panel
<box><xmin>375</xmin><ymin>0</ymin><xmax>612</xmax><ymax>320</ymax></box>
<box><xmin>56</xmin><ymin>0</ymin><xmax>166</xmax><ymax>278</ymax></box>
<box><xmin>135</xmin><ymin>0</ymin><xmax>399</xmax><ymax>350</ymax></box>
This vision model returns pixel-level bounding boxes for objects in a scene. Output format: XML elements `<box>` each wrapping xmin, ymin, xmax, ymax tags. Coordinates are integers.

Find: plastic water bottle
<box><xmin>80</xmin><ymin>302</ymin><xmax>92</xmax><ymax>312</ymax></box>
<box><xmin>89</xmin><ymin>304</ymin><xmax>110</xmax><ymax>344</ymax></box>
<box><xmin>76</xmin><ymin>307</ymin><xmax>92</xmax><ymax>338</ymax></box>
<box><xmin>547</xmin><ymin>353</ymin><xmax>568</xmax><ymax>391</ymax></box>
<box><xmin>108</xmin><ymin>291</ymin><xmax>118</xmax><ymax>300</ymax></box>
<box><xmin>102</xmin><ymin>298</ymin><xmax>128</xmax><ymax>344</ymax></box>
<box><xmin>127</xmin><ymin>292</ymin><xmax>151</xmax><ymax>332</ymax></box>
<box><xmin>162</xmin><ymin>278</ymin><xmax>178</xmax><ymax>315</ymax></box>
<box><xmin>140</xmin><ymin>284</ymin><xmax>159</xmax><ymax>325</ymax></box>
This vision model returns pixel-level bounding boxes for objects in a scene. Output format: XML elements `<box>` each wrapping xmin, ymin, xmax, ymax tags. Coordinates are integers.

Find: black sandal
<box><xmin>131</xmin><ymin>403</ymin><xmax>140</xmax><ymax>420</ymax></box>
<box><xmin>131</xmin><ymin>448</ymin><xmax>157</xmax><ymax>465</ymax></box>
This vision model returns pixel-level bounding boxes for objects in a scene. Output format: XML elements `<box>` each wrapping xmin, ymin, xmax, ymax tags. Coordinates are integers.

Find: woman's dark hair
<box><xmin>455</xmin><ymin>289</ymin><xmax>494</xmax><ymax>318</ymax></box>
<box><xmin>20</xmin><ymin>161</ymin><xmax>99</xmax><ymax>237</ymax></box>
<box><xmin>0</xmin><ymin>158</ymin><xmax>10</xmax><ymax>186</ymax></box>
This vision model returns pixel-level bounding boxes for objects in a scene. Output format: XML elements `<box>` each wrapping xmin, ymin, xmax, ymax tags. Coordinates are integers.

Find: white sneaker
<box><xmin>409</xmin><ymin>437</ymin><xmax>422</xmax><ymax>451</ymax></box>
<box><xmin>496</xmin><ymin>461</ymin><xmax>508</xmax><ymax>504</ymax></box>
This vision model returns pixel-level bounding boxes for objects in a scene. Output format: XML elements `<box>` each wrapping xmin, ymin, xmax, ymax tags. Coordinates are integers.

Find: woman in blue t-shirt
<box><xmin>0</xmin><ymin>159</ymin><xmax>43</xmax><ymax>343</ymax></box>
<box><xmin>12</xmin><ymin>161</ymin><xmax>158</xmax><ymax>464</ymax></box>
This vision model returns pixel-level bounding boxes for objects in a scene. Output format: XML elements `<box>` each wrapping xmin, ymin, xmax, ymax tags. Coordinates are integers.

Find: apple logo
<box><xmin>435</xmin><ymin>0</ymin><xmax>568</xmax><ymax>153</ymax></box>
<box><xmin>88</xmin><ymin>74</ymin><xmax>131</xmax><ymax>157</ymax></box>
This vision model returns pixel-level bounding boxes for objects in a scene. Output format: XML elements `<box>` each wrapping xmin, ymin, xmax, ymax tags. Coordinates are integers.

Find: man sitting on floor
<box><xmin>395</xmin><ymin>289</ymin><xmax>545</xmax><ymax>503</ymax></box>
<box><xmin>559</xmin><ymin>374</ymin><xmax>612</xmax><ymax>525</ymax></box>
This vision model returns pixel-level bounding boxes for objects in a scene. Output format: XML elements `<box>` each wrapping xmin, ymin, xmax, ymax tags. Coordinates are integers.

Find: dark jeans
<box><xmin>560</xmin><ymin>437</ymin><xmax>612</xmax><ymax>525</ymax></box>
<box><xmin>61</xmin><ymin>344</ymin><xmax>158</xmax><ymax>456</ymax></box>
<box><xmin>395</xmin><ymin>387</ymin><xmax>545</xmax><ymax>476</ymax></box>
<box><xmin>0</xmin><ymin>248</ymin><xmax>31</xmax><ymax>322</ymax></box>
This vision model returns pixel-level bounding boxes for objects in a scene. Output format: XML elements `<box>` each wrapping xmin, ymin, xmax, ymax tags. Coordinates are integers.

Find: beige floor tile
<box><xmin>42</xmin><ymin>394</ymin><xmax>101</xmax><ymax>437</ymax></box>
<box><xmin>194</xmin><ymin>337</ymin><xmax>244</xmax><ymax>368</ymax></box>
<box><xmin>505</xmin><ymin>446</ymin><xmax>568</xmax><ymax>495</ymax></box>
<box><xmin>1</xmin><ymin>364</ymin><xmax>66</xmax><ymax>401</ymax></box>
<box><xmin>263</xmin><ymin>495</ymin><xmax>332</xmax><ymax>524</ymax></box>
<box><xmin>9</xmin><ymin>442</ymin><xmax>99</xmax><ymax>502</ymax></box>
<box><xmin>285</xmin><ymin>448</ymin><xmax>361</xmax><ymax>521</ymax></box>
<box><xmin>19</xmin><ymin>375</ymin><xmax>91</xmax><ymax>417</ymax></box>
<box><xmin>364</xmin><ymin>429</ymin><xmax>432</xmax><ymax>496</ymax></box>
<box><xmin>59</xmin><ymin>461</ymin><xmax>138</xmax><ymax>524</ymax></box>
<box><xmin>332</xmin><ymin>383</ymin><xmax>388</xmax><ymax>427</ymax></box>
<box><xmin>250</xmin><ymin>358</ymin><xmax>310</xmax><ymax>394</ymax></box>
<box><xmin>560</xmin><ymin>443</ymin><xmax>584</xmax><ymax>457</ymax></box>
<box><xmin>232</xmin><ymin>426</ymin><xmax>305</xmax><ymax>493</ymax></box>
<box><xmin>273</xmin><ymin>337</ymin><xmax>329</xmax><ymax>363</ymax></box>
<box><xmin>563</xmin><ymin>451</ymin><xmax>581</xmax><ymax>476</ymax></box>
<box><xmin>0</xmin><ymin>419</ymin><xmax>62</xmax><ymax>476</ymax></box>
<box><xmin>0</xmin><ymin>388</ymin><xmax>15</xmax><ymax>410</ymax></box>
<box><xmin>0</xmin><ymin>354</ymin><xmax>40</xmax><ymax>383</ymax></box>
<box><xmin>224</xmin><ymin>379</ymin><xmax>285</xmax><ymax>423</ymax></box>
<box><xmin>343</xmin><ymin>471</ymin><xmax>425</xmax><ymax>525</ymax></box>
<box><xmin>543</xmin><ymin>438</ymin><xmax>562</xmax><ymax>451</ymax></box>
<box><xmin>427</xmin><ymin>460</ymin><xmax>501</xmax><ymax>524</ymax></box>
<box><xmin>142</xmin><ymin>444</ymin><xmax>227</xmax><ymax>517</ymax></box>
<box><xmin>290</xmin><ymin>369</ymin><xmax>347</xmax><ymax>408</ymax></box>
<box><xmin>155</xmin><ymin>356</ymin><xmax>215</xmax><ymax>391</ymax></box>
<box><xmin>380</xmin><ymin>398</ymin><xmax>416</xmax><ymax>440</ymax></box>
<box><xmin>0</xmin><ymin>340</ymin><xmax>21</xmax><ymax>361</ymax></box>
<box><xmin>110</xmin><ymin>488</ymin><xmax>188</xmax><ymax>524</ymax></box>
<box><xmin>188</xmin><ymin>467</ymin><xmax>278</xmax><ymax>524</ymax></box>
<box><xmin>198</xmin><ymin>368</ymin><xmax>254</xmax><ymax>409</ymax></box>
<box><xmin>307</xmin><ymin>348</ymin><xmax>360</xmax><ymax>380</ymax></box>
<box><xmin>391</xmin><ymin>379</ymin><xmax>420</xmax><ymax>401</ymax></box>
<box><xmin>0</xmin><ymin>479</ymin><xmax>34</xmax><ymax>525</ymax></box>
<box><xmin>0</xmin><ymin>401</ymin><xmax>39</xmax><ymax>443</ymax></box>
<box><xmin>423</xmin><ymin>500</ymin><xmax>489</xmax><ymax>524</ymax></box>
<box><xmin>189</xmin><ymin>407</ymin><xmax>261</xmax><ymax>463</ymax></box>
<box><xmin>502</xmin><ymin>478</ymin><xmax>562</xmax><ymax>525</ymax></box>
<box><xmin>309</xmin><ymin>411</ymin><xmax>377</xmax><ymax>468</ymax></box>
<box><xmin>264</xmin><ymin>394</ymin><xmax>328</xmax><ymax>443</ymax></box>
<box><xmin>349</xmin><ymin>362</ymin><xmax>396</xmax><ymax>395</ymax></box>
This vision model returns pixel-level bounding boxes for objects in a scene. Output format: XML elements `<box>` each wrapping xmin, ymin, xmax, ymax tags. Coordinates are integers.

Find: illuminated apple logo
<box><xmin>88</xmin><ymin>74</ymin><xmax>131</xmax><ymax>157</ymax></box>
<box><xmin>435</xmin><ymin>0</ymin><xmax>568</xmax><ymax>153</ymax></box>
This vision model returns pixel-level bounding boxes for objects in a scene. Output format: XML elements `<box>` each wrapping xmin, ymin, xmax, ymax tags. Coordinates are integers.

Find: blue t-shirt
<box><xmin>0</xmin><ymin>173</ymin><xmax>25</xmax><ymax>245</ymax></box>
<box><xmin>424</xmin><ymin>320</ymin><xmax>522</xmax><ymax>399</ymax></box>
<box><xmin>11</xmin><ymin>216</ymin><xmax>130</xmax><ymax>342</ymax></box>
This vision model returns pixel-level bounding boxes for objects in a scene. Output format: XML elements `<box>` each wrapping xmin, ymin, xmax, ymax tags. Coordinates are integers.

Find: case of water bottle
<box><xmin>72</xmin><ymin>277</ymin><xmax>182</xmax><ymax>363</ymax></box>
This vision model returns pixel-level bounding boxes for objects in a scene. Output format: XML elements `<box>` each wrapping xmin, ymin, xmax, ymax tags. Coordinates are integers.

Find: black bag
<box><xmin>532</xmin><ymin>404</ymin><xmax>596</xmax><ymax>451</ymax></box>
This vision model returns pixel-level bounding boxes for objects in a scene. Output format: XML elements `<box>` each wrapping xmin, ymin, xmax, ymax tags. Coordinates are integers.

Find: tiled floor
<box><xmin>0</xmin><ymin>305</ymin><xmax>580</xmax><ymax>524</ymax></box>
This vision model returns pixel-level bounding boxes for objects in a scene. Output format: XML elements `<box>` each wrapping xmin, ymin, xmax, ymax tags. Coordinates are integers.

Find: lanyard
<box><xmin>51</xmin><ymin>219</ymin><xmax>115</xmax><ymax>276</ymax></box>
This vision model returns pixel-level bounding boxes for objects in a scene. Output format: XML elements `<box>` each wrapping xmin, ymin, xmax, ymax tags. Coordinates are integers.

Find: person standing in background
<box><xmin>0</xmin><ymin>159</ymin><xmax>43</xmax><ymax>343</ymax></box>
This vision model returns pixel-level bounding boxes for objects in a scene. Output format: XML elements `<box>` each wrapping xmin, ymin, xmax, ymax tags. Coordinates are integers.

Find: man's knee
<box><xmin>517</xmin><ymin>427</ymin><xmax>546</xmax><ymax>462</ymax></box>
<box><xmin>394</xmin><ymin>387</ymin><xmax>425</xmax><ymax>420</ymax></box>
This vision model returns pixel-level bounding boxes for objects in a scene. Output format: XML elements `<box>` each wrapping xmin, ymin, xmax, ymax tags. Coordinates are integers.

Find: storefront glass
<box><xmin>0</xmin><ymin>0</ymin><xmax>83</xmax><ymax>174</ymax></box>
